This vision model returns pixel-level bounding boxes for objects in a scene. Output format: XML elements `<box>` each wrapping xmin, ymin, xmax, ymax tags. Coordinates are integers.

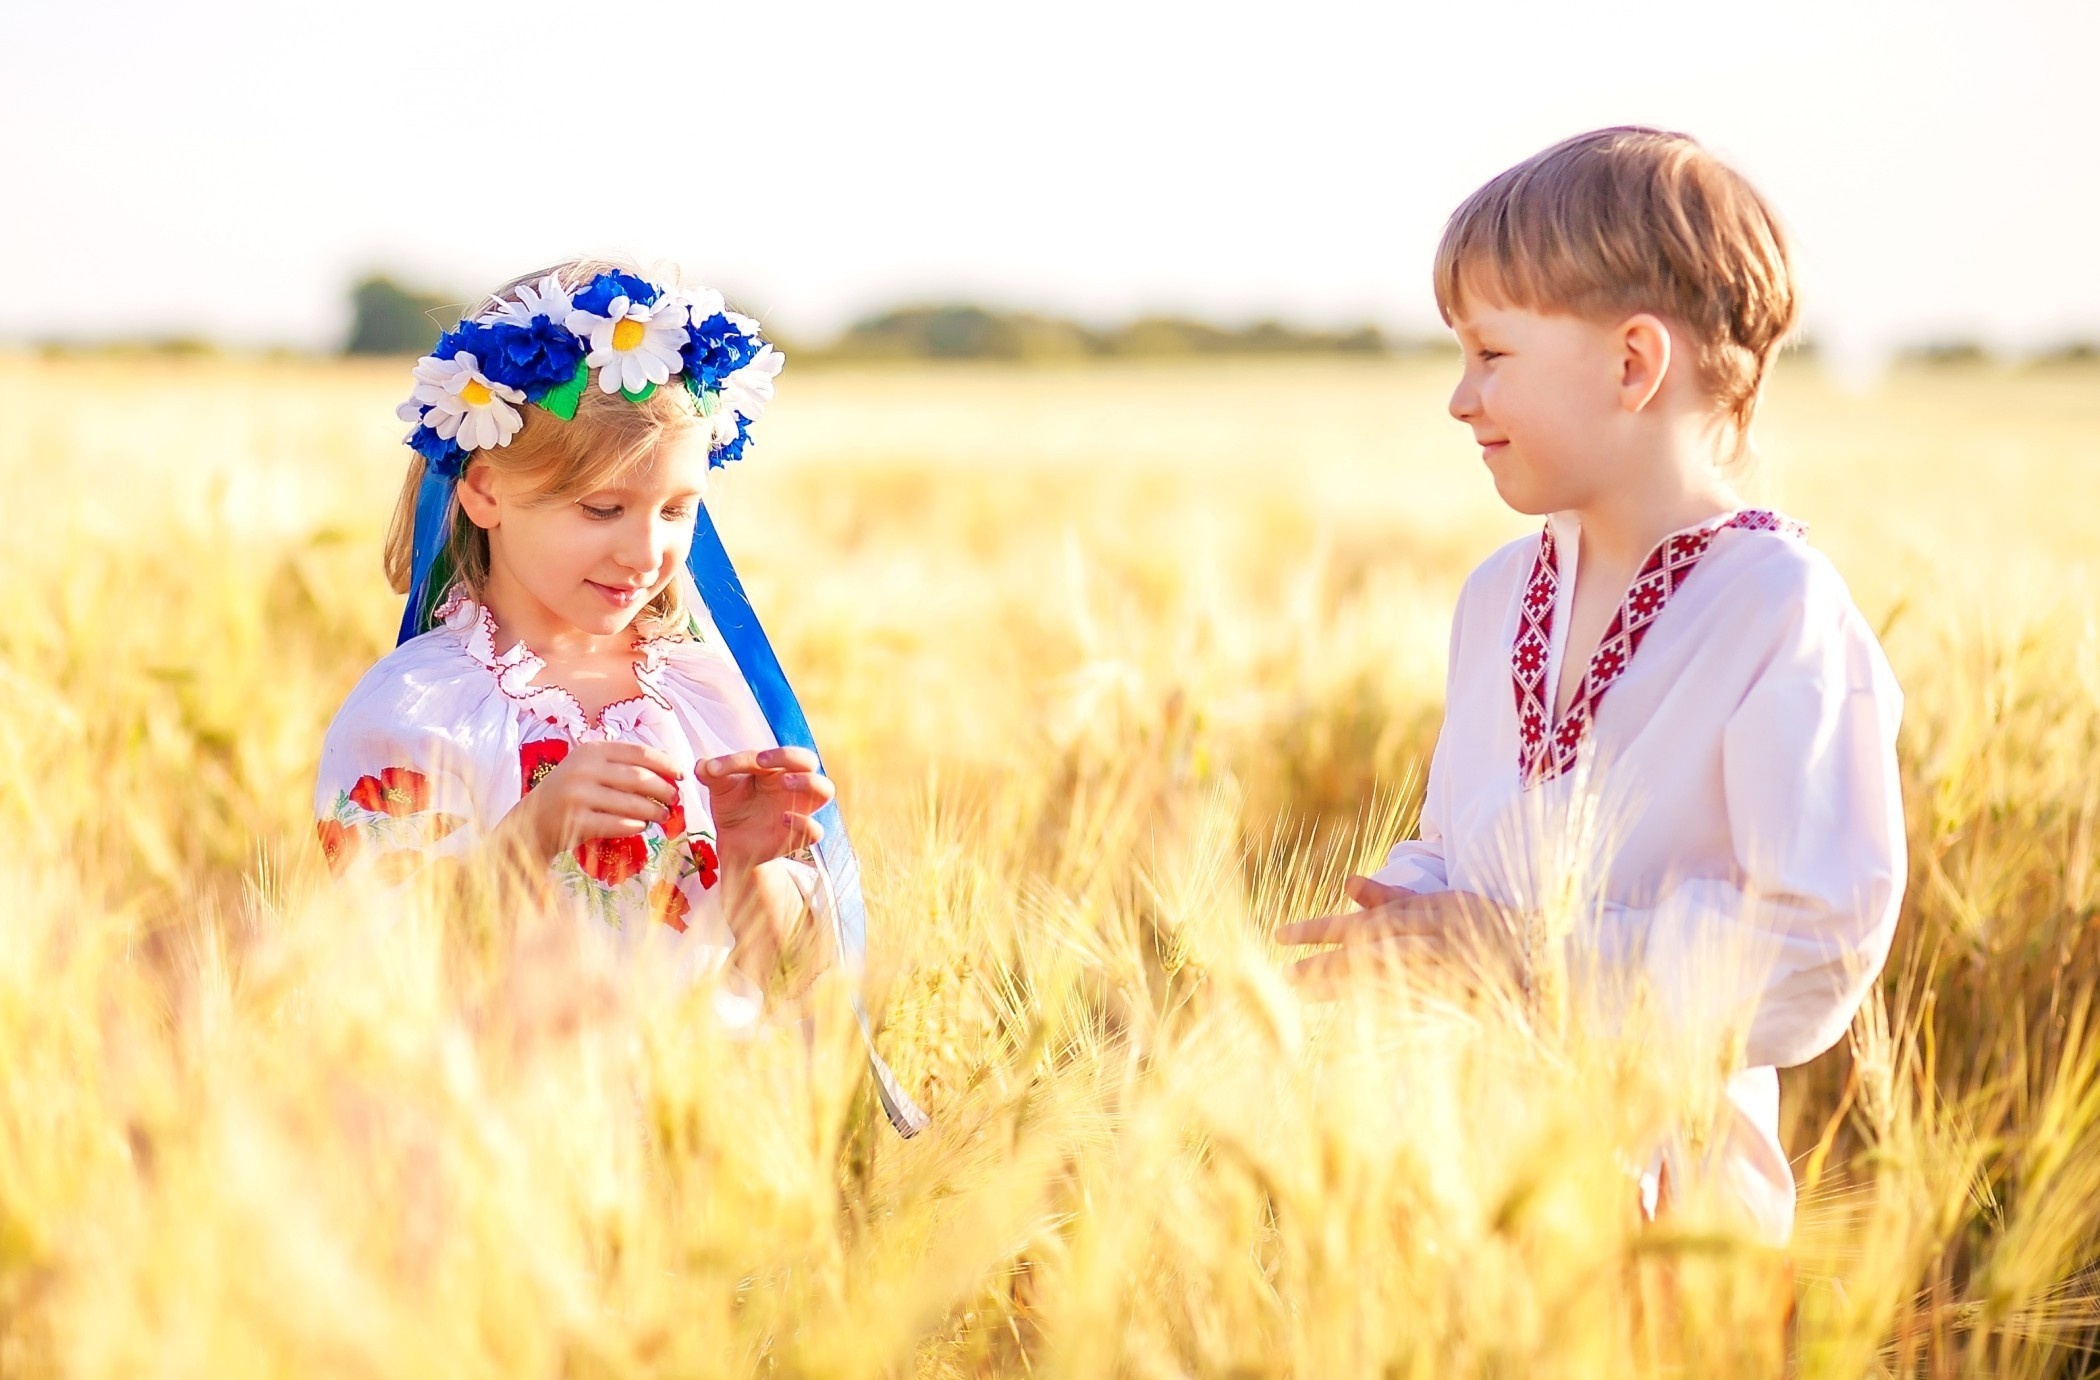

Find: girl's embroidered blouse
<box><xmin>315</xmin><ymin>590</ymin><xmax>790</xmax><ymax>996</ymax></box>
<box><xmin>1374</xmin><ymin>510</ymin><xmax>1905</xmax><ymax>1242</ymax></box>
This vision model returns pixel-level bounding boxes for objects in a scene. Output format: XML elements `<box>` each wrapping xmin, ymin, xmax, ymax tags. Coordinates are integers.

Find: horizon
<box><xmin>5</xmin><ymin>0</ymin><xmax>2096</xmax><ymax>378</ymax></box>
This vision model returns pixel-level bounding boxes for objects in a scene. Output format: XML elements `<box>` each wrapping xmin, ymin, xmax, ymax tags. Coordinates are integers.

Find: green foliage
<box><xmin>344</xmin><ymin>274</ymin><xmax>464</xmax><ymax>356</ymax></box>
<box><xmin>828</xmin><ymin>303</ymin><xmax>1408</xmax><ymax>361</ymax></box>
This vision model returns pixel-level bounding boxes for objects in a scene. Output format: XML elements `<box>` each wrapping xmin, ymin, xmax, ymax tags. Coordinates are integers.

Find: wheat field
<box><xmin>1</xmin><ymin>351</ymin><xmax>2097</xmax><ymax>1376</ymax></box>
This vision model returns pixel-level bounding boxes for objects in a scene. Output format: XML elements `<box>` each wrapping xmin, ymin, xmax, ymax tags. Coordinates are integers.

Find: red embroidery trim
<box><xmin>1512</xmin><ymin>509</ymin><xmax>1806</xmax><ymax>786</ymax></box>
<box><xmin>425</xmin><ymin>588</ymin><xmax>685</xmax><ymax>738</ymax></box>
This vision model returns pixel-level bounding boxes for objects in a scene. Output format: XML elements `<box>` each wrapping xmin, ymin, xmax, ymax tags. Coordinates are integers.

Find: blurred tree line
<box><xmin>336</xmin><ymin>275</ymin><xmax>2097</xmax><ymax>366</ymax></box>
<box><xmin>342</xmin><ymin>275</ymin><xmax>1423</xmax><ymax>361</ymax></box>
<box><xmin>344</xmin><ymin>276</ymin><xmax>465</xmax><ymax>355</ymax></box>
<box><xmin>827</xmin><ymin>304</ymin><xmax>1411</xmax><ymax>360</ymax></box>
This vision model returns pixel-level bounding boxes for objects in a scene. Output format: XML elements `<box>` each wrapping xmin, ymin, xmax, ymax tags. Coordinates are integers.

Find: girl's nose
<box><xmin>616</xmin><ymin>521</ymin><xmax>661</xmax><ymax>574</ymax></box>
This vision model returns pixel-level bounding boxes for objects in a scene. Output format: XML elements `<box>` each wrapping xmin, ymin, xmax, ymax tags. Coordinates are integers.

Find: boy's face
<box><xmin>1446</xmin><ymin>299</ymin><xmax>1633</xmax><ymax>517</ymax></box>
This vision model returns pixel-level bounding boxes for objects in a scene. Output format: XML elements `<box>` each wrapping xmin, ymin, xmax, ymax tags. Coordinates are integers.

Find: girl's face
<box><xmin>464</xmin><ymin>429</ymin><xmax>711</xmax><ymax>641</ymax></box>
<box><xmin>1446</xmin><ymin>300</ymin><xmax>1630</xmax><ymax>517</ymax></box>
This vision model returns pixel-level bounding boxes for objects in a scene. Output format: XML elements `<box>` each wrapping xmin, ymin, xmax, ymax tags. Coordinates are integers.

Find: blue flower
<box><xmin>571</xmin><ymin>270</ymin><xmax>661</xmax><ymax>317</ymax></box>
<box><xmin>708</xmin><ymin>412</ymin><xmax>756</xmax><ymax>468</ymax></box>
<box><xmin>682</xmin><ymin>313</ymin><xmax>764</xmax><ymax>392</ymax></box>
<box><xmin>409</xmin><ymin>424</ymin><xmax>469</xmax><ymax>478</ymax></box>
<box><xmin>469</xmin><ymin>317</ymin><xmax>586</xmax><ymax>401</ymax></box>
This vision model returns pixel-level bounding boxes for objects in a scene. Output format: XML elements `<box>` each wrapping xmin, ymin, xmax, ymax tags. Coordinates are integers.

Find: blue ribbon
<box><xmin>399</xmin><ymin>481</ymin><xmax>927</xmax><ymax>1137</ymax></box>
<box><xmin>684</xmin><ymin>505</ymin><xmax>928</xmax><ymax>1137</ymax></box>
<box><xmin>396</xmin><ymin>464</ymin><xmax>455</xmax><ymax>647</ymax></box>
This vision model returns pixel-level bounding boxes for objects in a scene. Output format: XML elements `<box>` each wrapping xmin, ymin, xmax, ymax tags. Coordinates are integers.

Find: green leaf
<box><xmin>620</xmin><ymin>381</ymin><xmax>656</xmax><ymax>403</ymax></box>
<box><xmin>535</xmin><ymin>359</ymin><xmax>589</xmax><ymax>420</ymax></box>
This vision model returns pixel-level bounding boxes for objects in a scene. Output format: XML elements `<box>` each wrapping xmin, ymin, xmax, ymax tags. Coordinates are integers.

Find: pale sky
<box><xmin>6</xmin><ymin>0</ymin><xmax>2096</xmax><ymax>368</ymax></box>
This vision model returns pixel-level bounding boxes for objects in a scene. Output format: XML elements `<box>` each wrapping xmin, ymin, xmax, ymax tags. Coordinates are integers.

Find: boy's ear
<box><xmin>453</xmin><ymin>460</ymin><xmax>502</xmax><ymax>531</ymax></box>
<box><xmin>1616</xmin><ymin>313</ymin><xmax>1673</xmax><ymax>415</ymax></box>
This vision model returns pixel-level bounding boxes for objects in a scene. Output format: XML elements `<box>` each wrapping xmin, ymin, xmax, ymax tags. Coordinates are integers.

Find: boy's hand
<box><xmin>505</xmin><ymin>741</ymin><xmax>683</xmax><ymax>866</ymax></box>
<box><xmin>699</xmin><ymin>746</ymin><xmax>835</xmax><ymax>872</ymax></box>
<box><xmin>1277</xmin><ymin>875</ymin><xmax>1526</xmax><ymax>997</ymax></box>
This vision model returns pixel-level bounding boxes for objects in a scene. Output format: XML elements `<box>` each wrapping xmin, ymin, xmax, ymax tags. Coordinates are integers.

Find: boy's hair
<box><xmin>1433</xmin><ymin>127</ymin><xmax>1797</xmax><ymax>446</ymax></box>
<box><xmin>382</xmin><ymin>257</ymin><xmax>705</xmax><ymax>635</ymax></box>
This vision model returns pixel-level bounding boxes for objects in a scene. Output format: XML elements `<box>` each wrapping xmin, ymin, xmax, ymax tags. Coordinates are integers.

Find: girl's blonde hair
<box><xmin>1432</xmin><ymin>127</ymin><xmax>1798</xmax><ymax>459</ymax></box>
<box><xmin>382</xmin><ymin>257</ymin><xmax>707</xmax><ymax>635</ymax></box>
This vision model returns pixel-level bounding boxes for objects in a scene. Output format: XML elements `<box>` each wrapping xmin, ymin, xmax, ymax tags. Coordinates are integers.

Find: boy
<box><xmin>1280</xmin><ymin>127</ymin><xmax>1904</xmax><ymax>1243</ymax></box>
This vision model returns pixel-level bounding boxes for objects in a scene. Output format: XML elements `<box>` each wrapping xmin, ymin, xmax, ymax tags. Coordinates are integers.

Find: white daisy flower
<box><xmin>396</xmin><ymin>398</ymin><xmax>426</xmax><ymax>427</ymax></box>
<box><xmin>720</xmin><ymin>344</ymin><xmax>785</xmax><ymax>423</ymax></box>
<box><xmin>566</xmin><ymin>294</ymin><xmax>690</xmax><ymax>395</ymax></box>
<box><xmin>410</xmin><ymin>352</ymin><xmax>526</xmax><ymax>451</ymax></box>
<box><xmin>484</xmin><ymin>273</ymin><xmax>575</xmax><ymax>328</ymax></box>
<box><xmin>702</xmin><ymin>402</ymin><xmax>744</xmax><ymax>454</ymax></box>
<box><xmin>679</xmin><ymin>285</ymin><xmax>727</xmax><ymax>325</ymax></box>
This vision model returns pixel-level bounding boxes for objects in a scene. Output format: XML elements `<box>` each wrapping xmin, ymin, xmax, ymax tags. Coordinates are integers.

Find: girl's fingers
<box><xmin>784</xmin><ymin>811</ymin><xmax>826</xmax><ymax>850</ymax></box>
<box><xmin>593</xmin><ymin>763</ymin><xmax>679</xmax><ymax>808</ymax></box>
<box><xmin>699</xmin><ymin>750</ymin><xmax>768</xmax><ymax>780</ymax></box>
<box><xmin>775</xmin><ymin>773</ymin><xmax>836</xmax><ymax>805</ymax></box>
<box><xmin>577</xmin><ymin>809</ymin><xmax>655</xmax><ymax>838</ymax></box>
<box><xmin>580</xmin><ymin>786</ymin><xmax>670</xmax><ymax>829</ymax></box>
<box><xmin>700</xmin><ymin>746</ymin><xmax>821</xmax><ymax>780</ymax></box>
<box><xmin>587</xmin><ymin>741</ymin><xmax>687</xmax><ymax>781</ymax></box>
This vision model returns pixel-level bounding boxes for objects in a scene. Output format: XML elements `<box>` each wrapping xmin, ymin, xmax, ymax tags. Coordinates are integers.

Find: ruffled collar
<box><xmin>434</xmin><ymin>587</ymin><xmax>679</xmax><ymax>739</ymax></box>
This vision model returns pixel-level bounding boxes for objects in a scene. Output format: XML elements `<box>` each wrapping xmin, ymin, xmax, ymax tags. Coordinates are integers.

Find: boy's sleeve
<box><xmin>314</xmin><ymin>701</ymin><xmax>487</xmax><ymax>884</ymax></box>
<box><xmin>1577</xmin><ymin>601</ymin><xmax>1906</xmax><ymax>1071</ymax></box>
<box><xmin>1372</xmin><ymin>749</ymin><xmax>1451</xmax><ymax>892</ymax></box>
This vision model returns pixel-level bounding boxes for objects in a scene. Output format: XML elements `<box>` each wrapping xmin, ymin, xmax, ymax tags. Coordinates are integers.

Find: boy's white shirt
<box><xmin>1374</xmin><ymin>510</ymin><xmax>1905</xmax><ymax>1243</ymax></box>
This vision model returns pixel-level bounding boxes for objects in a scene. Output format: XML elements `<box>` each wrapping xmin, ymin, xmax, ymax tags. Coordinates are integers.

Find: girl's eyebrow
<box><xmin>579</xmin><ymin>481</ymin><xmax>705</xmax><ymax>502</ymax></box>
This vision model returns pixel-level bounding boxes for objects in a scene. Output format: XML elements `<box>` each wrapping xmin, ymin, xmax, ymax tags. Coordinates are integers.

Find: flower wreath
<box><xmin>395</xmin><ymin>268</ymin><xmax>785</xmax><ymax>478</ymax></box>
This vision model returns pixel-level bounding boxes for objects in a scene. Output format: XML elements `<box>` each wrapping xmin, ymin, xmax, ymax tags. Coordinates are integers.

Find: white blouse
<box><xmin>315</xmin><ymin>590</ymin><xmax>787</xmax><ymax>990</ymax></box>
<box><xmin>1373</xmin><ymin>509</ymin><xmax>1905</xmax><ymax>1242</ymax></box>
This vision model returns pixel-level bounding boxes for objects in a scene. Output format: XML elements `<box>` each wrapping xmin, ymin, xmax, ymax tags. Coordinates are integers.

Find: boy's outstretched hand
<box><xmin>1277</xmin><ymin>875</ymin><xmax>1526</xmax><ymax>997</ymax></box>
<box><xmin>699</xmin><ymin>746</ymin><xmax>835</xmax><ymax>870</ymax></box>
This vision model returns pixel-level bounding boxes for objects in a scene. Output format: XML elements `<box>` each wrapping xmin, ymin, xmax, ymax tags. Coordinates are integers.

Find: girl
<box><xmin>1279</xmin><ymin>129</ymin><xmax>1906</xmax><ymax>1244</ymax></box>
<box><xmin>318</xmin><ymin>259</ymin><xmax>849</xmax><ymax>1034</ymax></box>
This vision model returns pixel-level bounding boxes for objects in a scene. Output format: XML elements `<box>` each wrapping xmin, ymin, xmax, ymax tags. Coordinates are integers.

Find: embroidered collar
<box><xmin>435</xmin><ymin>588</ymin><xmax>678</xmax><ymax>739</ymax></box>
<box><xmin>1512</xmin><ymin>509</ymin><xmax>1806</xmax><ymax>787</ymax></box>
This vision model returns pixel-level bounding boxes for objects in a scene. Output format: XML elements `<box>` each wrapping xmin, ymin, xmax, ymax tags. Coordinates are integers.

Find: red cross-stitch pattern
<box><xmin>1511</xmin><ymin>509</ymin><xmax>1806</xmax><ymax>786</ymax></box>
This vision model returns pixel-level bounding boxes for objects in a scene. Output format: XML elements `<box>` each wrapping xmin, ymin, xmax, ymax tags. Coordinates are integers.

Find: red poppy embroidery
<box><xmin>648</xmin><ymin>879</ymin><xmax>691</xmax><ymax>933</ymax></box>
<box><xmin>691</xmin><ymin>836</ymin><xmax>720</xmax><ymax>891</ymax></box>
<box><xmin>348</xmin><ymin>766</ymin><xmax>432</xmax><ymax>817</ymax></box>
<box><xmin>660</xmin><ymin>791</ymin><xmax>685</xmax><ymax>841</ymax></box>
<box><xmin>316</xmin><ymin>818</ymin><xmax>360</xmax><ymax>874</ymax></box>
<box><xmin>520</xmin><ymin>737</ymin><xmax>571</xmax><ymax>794</ymax></box>
<box><xmin>576</xmin><ymin>833</ymin><xmax>649</xmax><ymax>888</ymax></box>
<box><xmin>1512</xmin><ymin>510</ymin><xmax>1806</xmax><ymax>786</ymax></box>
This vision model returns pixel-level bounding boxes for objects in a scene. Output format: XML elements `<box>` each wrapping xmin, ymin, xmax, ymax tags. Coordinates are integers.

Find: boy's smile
<box><xmin>1446</xmin><ymin>299</ymin><xmax>1665</xmax><ymax>520</ymax></box>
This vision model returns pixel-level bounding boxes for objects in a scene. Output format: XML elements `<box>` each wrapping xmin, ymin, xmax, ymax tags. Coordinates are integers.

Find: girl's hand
<box><xmin>698</xmin><ymin>746</ymin><xmax>835</xmax><ymax>872</ymax></box>
<box><xmin>1276</xmin><ymin>876</ymin><xmax>1527</xmax><ymax>998</ymax></box>
<box><xmin>700</xmin><ymin>747</ymin><xmax>838</xmax><ymax>997</ymax></box>
<box><xmin>503</xmin><ymin>741</ymin><xmax>684</xmax><ymax>867</ymax></box>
